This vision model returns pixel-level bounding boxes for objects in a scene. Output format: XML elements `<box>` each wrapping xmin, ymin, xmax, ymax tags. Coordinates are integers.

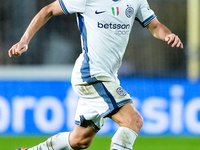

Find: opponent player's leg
<box><xmin>109</xmin><ymin>102</ymin><xmax>143</xmax><ymax>150</ymax></box>
<box><xmin>17</xmin><ymin>124</ymin><xmax>96</xmax><ymax>150</ymax></box>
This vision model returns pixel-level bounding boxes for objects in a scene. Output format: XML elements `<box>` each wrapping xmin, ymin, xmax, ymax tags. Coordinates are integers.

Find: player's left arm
<box><xmin>147</xmin><ymin>18</ymin><xmax>183</xmax><ymax>49</ymax></box>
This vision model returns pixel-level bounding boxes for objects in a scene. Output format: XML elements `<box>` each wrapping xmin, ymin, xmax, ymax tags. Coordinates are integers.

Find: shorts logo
<box><xmin>125</xmin><ymin>5</ymin><xmax>134</xmax><ymax>18</ymax></box>
<box><xmin>116</xmin><ymin>87</ymin><xmax>127</xmax><ymax>96</ymax></box>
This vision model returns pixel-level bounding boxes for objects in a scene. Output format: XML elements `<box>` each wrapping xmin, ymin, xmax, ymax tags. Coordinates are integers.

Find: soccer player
<box><xmin>9</xmin><ymin>0</ymin><xmax>183</xmax><ymax>149</ymax></box>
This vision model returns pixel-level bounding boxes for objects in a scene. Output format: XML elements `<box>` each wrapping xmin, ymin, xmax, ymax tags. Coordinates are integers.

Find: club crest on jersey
<box><xmin>116</xmin><ymin>87</ymin><xmax>127</xmax><ymax>96</ymax></box>
<box><xmin>125</xmin><ymin>5</ymin><xmax>134</xmax><ymax>18</ymax></box>
<box><xmin>112</xmin><ymin>7</ymin><xmax>119</xmax><ymax>16</ymax></box>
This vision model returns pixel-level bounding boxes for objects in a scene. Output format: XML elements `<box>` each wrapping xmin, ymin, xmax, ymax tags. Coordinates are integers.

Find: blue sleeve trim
<box><xmin>135</xmin><ymin>14</ymin><xmax>157</xmax><ymax>28</ymax></box>
<box><xmin>58</xmin><ymin>0</ymin><xmax>70</xmax><ymax>15</ymax></box>
<box><xmin>143</xmin><ymin>14</ymin><xmax>157</xmax><ymax>27</ymax></box>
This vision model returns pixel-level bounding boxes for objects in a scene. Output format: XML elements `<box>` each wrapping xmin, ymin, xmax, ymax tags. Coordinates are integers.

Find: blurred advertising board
<box><xmin>0</xmin><ymin>78</ymin><xmax>200</xmax><ymax>135</ymax></box>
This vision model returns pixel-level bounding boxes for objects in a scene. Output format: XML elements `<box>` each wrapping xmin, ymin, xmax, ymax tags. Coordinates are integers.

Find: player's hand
<box><xmin>8</xmin><ymin>42</ymin><xmax>28</xmax><ymax>57</ymax></box>
<box><xmin>165</xmin><ymin>34</ymin><xmax>183</xmax><ymax>49</ymax></box>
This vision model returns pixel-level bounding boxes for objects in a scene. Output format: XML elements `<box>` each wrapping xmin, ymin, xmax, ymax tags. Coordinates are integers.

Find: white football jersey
<box><xmin>59</xmin><ymin>0</ymin><xmax>156</xmax><ymax>84</ymax></box>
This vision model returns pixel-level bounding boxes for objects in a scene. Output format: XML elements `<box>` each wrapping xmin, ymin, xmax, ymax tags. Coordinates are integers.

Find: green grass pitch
<box><xmin>0</xmin><ymin>136</ymin><xmax>200</xmax><ymax>150</ymax></box>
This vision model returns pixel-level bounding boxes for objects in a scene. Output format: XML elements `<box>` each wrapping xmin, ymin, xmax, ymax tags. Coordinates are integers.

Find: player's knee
<box><xmin>79</xmin><ymin>139</ymin><xmax>92</xmax><ymax>149</ymax></box>
<box><xmin>122</xmin><ymin>111</ymin><xmax>143</xmax><ymax>131</ymax></box>
<box><xmin>134</xmin><ymin>112</ymin><xmax>143</xmax><ymax>129</ymax></box>
<box><xmin>129</xmin><ymin>107</ymin><xmax>143</xmax><ymax>130</ymax></box>
<box><xmin>73</xmin><ymin>142</ymin><xmax>91</xmax><ymax>149</ymax></box>
<box><xmin>71</xmin><ymin>138</ymin><xmax>92</xmax><ymax>149</ymax></box>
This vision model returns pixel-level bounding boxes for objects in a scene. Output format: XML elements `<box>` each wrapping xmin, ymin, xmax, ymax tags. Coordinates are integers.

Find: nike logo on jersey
<box><xmin>95</xmin><ymin>10</ymin><xmax>106</xmax><ymax>14</ymax></box>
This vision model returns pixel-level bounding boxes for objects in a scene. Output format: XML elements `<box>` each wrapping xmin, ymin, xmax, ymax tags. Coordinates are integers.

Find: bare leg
<box><xmin>110</xmin><ymin>103</ymin><xmax>143</xmax><ymax>133</ymax></box>
<box><xmin>109</xmin><ymin>103</ymin><xmax>143</xmax><ymax>149</ymax></box>
<box><xmin>69</xmin><ymin>124</ymin><xmax>97</xmax><ymax>150</ymax></box>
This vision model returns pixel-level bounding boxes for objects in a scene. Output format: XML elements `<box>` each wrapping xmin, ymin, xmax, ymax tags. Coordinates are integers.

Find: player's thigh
<box><xmin>69</xmin><ymin>124</ymin><xmax>96</xmax><ymax>148</ymax></box>
<box><xmin>109</xmin><ymin>102</ymin><xmax>143</xmax><ymax>133</ymax></box>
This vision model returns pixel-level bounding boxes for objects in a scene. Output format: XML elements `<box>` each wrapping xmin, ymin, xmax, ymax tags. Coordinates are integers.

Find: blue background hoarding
<box><xmin>0</xmin><ymin>78</ymin><xmax>200</xmax><ymax>136</ymax></box>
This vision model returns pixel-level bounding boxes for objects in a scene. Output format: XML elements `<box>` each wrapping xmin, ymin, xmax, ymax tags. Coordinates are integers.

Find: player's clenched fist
<box><xmin>8</xmin><ymin>42</ymin><xmax>28</xmax><ymax>57</ymax></box>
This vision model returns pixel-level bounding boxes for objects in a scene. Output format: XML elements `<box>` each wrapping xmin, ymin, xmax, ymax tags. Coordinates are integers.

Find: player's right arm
<box><xmin>8</xmin><ymin>0</ymin><xmax>63</xmax><ymax>57</ymax></box>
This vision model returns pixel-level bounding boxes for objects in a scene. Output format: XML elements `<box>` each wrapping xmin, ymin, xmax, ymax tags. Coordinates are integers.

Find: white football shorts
<box><xmin>72</xmin><ymin>76</ymin><xmax>132</xmax><ymax>132</ymax></box>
